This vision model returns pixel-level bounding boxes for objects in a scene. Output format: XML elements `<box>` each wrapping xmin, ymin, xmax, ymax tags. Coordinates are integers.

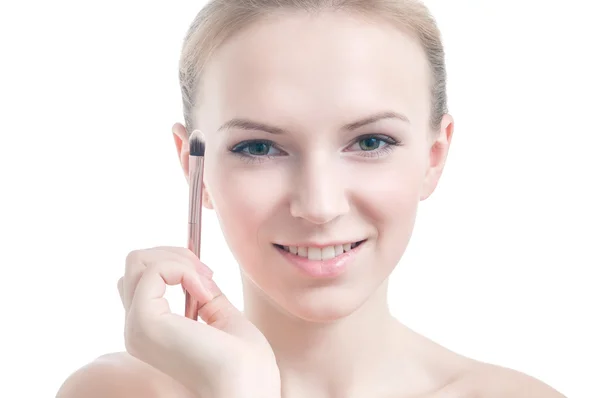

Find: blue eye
<box><xmin>230</xmin><ymin>134</ymin><xmax>401</xmax><ymax>164</ymax></box>
<box><xmin>347</xmin><ymin>134</ymin><xmax>401</xmax><ymax>157</ymax></box>
<box><xmin>358</xmin><ymin>137</ymin><xmax>384</xmax><ymax>151</ymax></box>
<box><xmin>244</xmin><ymin>141</ymin><xmax>271</xmax><ymax>156</ymax></box>
<box><xmin>230</xmin><ymin>140</ymin><xmax>285</xmax><ymax>163</ymax></box>
<box><xmin>232</xmin><ymin>140</ymin><xmax>274</xmax><ymax>156</ymax></box>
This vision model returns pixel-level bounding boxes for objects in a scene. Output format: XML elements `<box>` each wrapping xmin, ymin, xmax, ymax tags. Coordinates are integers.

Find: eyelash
<box><xmin>229</xmin><ymin>134</ymin><xmax>402</xmax><ymax>164</ymax></box>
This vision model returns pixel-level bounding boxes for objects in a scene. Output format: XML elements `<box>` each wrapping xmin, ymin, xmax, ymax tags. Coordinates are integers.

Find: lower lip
<box><xmin>274</xmin><ymin>242</ymin><xmax>365</xmax><ymax>278</ymax></box>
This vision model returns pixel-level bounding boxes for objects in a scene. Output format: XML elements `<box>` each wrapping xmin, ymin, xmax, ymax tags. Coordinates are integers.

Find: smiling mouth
<box><xmin>273</xmin><ymin>240</ymin><xmax>366</xmax><ymax>261</ymax></box>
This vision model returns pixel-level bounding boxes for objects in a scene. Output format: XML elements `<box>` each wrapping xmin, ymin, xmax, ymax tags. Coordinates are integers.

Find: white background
<box><xmin>1</xmin><ymin>1</ymin><xmax>598</xmax><ymax>397</ymax></box>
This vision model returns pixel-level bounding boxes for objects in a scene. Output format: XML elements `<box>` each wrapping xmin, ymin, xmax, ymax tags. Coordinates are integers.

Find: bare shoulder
<box><xmin>56</xmin><ymin>351</ymin><xmax>195</xmax><ymax>398</ymax></box>
<box><xmin>404</xmin><ymin>329</ymin><xmax>567</xmax><ymax>397</ymax></box>
<box><xmin>436</xmin><ymin>361</ymin><xmax>567</xmax><ymax>398</ymax></box>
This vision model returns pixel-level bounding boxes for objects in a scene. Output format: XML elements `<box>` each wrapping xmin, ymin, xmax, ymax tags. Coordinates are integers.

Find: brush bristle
<box><xmin>189</xmin><ymin>130</ymin><xmax>205</xmax><ymax>157</ymax></box>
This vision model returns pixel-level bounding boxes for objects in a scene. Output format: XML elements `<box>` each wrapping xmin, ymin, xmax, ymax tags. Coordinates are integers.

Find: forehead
<box><xmin>200</xmin><ymin>11</ymin><xmax>431</xmax><ymax>131</ymax></box>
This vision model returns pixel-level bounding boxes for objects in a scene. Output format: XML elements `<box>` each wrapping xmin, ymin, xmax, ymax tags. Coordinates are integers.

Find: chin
<box><xmin>273</xmin><ymin>282</ymin><xmax>376</xmax><ymax>323</ymax></box>
<box><xmin>238</xmin><ymin>244</ymin><xmax>398</xmax><ymax>324</ymax></box>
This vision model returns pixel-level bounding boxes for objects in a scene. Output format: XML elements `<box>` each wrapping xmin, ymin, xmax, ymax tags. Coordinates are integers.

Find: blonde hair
<box><xmin>178</xmin><ymin>0</ymin><xmax>447</xmax><ymax>134</ymax></box>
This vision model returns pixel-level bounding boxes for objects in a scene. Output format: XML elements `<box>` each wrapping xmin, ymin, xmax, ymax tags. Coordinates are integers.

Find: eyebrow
<box><xmin>217</xmin><ymin>111</ymin><xmax>410</xmax><ymax>135</ymax></box>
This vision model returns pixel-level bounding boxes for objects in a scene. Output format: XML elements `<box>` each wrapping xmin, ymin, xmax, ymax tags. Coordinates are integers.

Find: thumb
<box><xmin>196</xmin><ymin>276</ymin><xmax>248</xmax><ymax>334</ymax></box>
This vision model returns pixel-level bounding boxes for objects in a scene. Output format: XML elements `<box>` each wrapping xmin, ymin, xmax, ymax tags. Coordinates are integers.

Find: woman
<box><xmin>57</xmin><ymin>1</ymin><xmax>566</xmax><ymax>397</ymax></box>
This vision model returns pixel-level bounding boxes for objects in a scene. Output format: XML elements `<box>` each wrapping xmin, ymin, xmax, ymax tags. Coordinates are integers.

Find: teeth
<box><xmin>321</xmin><ymin>246</ymin><xmax>336</xmax><ymax>260</ymax></box>
<box><xmin>297</xmin><ymin>246</ymin><xmax>308</xmax><ymax>258</ymax></box>
<box><xmin>282</xmin><ymin>242</ymin><xmax>361</xmax><ymax>260</ymax></box>
<box><xmin>307</xmin><ymin>247</ymin><xmax>321</xmax><ymax>260</ymax></box>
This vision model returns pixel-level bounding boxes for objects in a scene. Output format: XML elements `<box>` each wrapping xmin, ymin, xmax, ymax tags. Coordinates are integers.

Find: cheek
<box><xmin>352</xmin><ymin>153</ymin><xmax>426</xmax><ymax>218</ymax></box>
<box><xmin>206</xmin><ymin>164</ymin><xmax>286</xmax><ymax>262</ymax></box>
<box><xmin>350</xmin><ymin>154</ymin><xmax>426</xmax><ymax>261</ymax></box>
<box><xmin>377</xmin><ymin>176</ymin><xmax>421</xmax><ymax>256</ymax></box>
<box><xmin>380</xmin><ymin>170</ymin><xmax>422</xmax><ymax>218</ymax></box>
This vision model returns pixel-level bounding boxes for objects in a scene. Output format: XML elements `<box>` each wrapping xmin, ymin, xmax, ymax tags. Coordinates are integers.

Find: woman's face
<box><xmin>187</xmin><ymin>11</ymin><xmax>452</xmax><ymax>321</ymax></box>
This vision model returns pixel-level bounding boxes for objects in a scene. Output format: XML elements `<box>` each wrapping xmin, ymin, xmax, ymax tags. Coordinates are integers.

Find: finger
<box><xmin>182</xmin><ymin>260</ymin><xmax>214</xmax><ymax>295</ymax></box>
<box><xmin>124</xmin><ymin>248</ymin><xmax>208</xmax><ymax>312</ymax></box>
<box><xmin>130</xmin><ymin>247</ymin><xmax>213</xmax><ymax>298</ymax></box>
<box><xmin>123</xmin><ymin>250</ymin><xmax>150</xmax><ymax>312</ymax></box>
<box><xmin>125</xmin><ymin>266</ymin><xmax>234</xmax><ymax>394</ymax></box>
<box><xmin>198</xmin><ymin>291</ymin><xmax>239</xmax><ymax>328</ymax></box>
<box><xmin>154</xmin><ymin>246</ymin><xmax>214</xmax><ymax>278</ymax></box>
<box><xmin>131</xmin><ymin>260</ymin><xmax>213</xmax><ymax>319</ymax></box>
<box><xmin>191</xmin><ymin>277</ymin><xmax>251</xmax><ymax>335</ymax></box>
<box><xmin>152</xmin><ymin>246</ymin><xmax>214</xmax><ymax>296</ymax></box>
<box><xmin>117</xmin><ymin>277</ymin><xmax>125</xmax><ymax>309</ymax></box>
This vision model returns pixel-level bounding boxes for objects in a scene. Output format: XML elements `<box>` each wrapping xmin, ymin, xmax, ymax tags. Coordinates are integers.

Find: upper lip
<box><xmin>274</xmin><ymin>239</ymin><xmax>366</xmax><ymax>248</ymax></box>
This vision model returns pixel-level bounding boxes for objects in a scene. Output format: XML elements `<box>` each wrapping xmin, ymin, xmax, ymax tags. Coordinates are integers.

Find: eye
<box><xmin>244</xmin><ymin>141</ymin><xmax>271</xmax><ymax>156</ymax></box>
<box><xmin>358</xmin><ymin>137</ymin><xmax>384</xmax><ymax>151</ymax></box>
<box><xmin>229</xmin><ymin>140</ymin><xmax>285</xmax><ymax>162</ymax></box>
<box><xmin>345</xmin><ymin>134</ymin><xmax>401</xmax><ymax>156</ymax></box>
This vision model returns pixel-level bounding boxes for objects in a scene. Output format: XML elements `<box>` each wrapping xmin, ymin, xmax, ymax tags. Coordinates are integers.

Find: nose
<box><xmin>289</xmin><ymin>154</ymin><xmax>350</xmax><ymax>225</ymax></box>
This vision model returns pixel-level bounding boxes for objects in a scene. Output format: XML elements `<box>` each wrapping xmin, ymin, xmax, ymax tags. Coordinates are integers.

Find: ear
<box><xmin>172</xmin><ymin>122</ymin><xmax>190</xmax><ymax>181</ymax></box>
<box><xmin>172</xmin><ymin>122</ymin><xmax>215</xmax><ymax>210</ymax></box>
<box><xmin>420</xmin><ymin>114</ymin><xmax>454</xmax><ymax>201</ymax></box>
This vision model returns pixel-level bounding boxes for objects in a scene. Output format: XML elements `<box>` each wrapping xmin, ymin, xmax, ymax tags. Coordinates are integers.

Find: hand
<box><xmin>117</xmin><ymin>246</ymin><xmax>281</xmax><ymax>398</ymax></box>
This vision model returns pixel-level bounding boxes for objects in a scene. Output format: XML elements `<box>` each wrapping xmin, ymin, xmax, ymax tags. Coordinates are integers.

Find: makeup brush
<box><xmin>185</xmin><ymin>130</ymin><xmax>205</xmax><ymax>320</ymax></box>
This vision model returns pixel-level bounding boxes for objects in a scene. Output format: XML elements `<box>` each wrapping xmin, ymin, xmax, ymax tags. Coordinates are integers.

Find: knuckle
<box><xmin>182</xmin><ymin>246</ymin><xmax>197</xmax><ymax>257</ymax></box>
<box><xmin>145</xmin><ymin>261</ymin><xmax>163</xmax><ymax>273</ymax></box>
<box><xmin>156</xmin><ymin>245</ymin><xmax>190</xmax><ymax>257</ymax></box>
<box><xmin>165</xmin><ymin>246</ymin><xmax>199</xmax><ymax>264</ymax></box>
<box><xmin>125</xmin><ymin>249</ymin><xmax>145</xmax><ymax>264</ymax></box>
<box><xmin>152</xmin><ymin>245</ymin><xmax>179</xmax><ymax>253</ymax></box>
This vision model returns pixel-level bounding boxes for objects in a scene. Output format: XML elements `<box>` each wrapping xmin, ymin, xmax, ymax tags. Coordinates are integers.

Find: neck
<box><xmin>241</xmin><ymin>276</ymin><xmax>409</xmax><ymax>397</ymax></box>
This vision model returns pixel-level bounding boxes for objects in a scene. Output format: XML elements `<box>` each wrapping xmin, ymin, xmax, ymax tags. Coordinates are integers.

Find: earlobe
<box><xmin>420</xmin><ymin>115</ymin><xmax>454</xmax><ymax>201</ymax></box>
<box><xmin>419</xmin><ymin>141</ymin><xmax>443</xmax><ymax>201</ymax></box>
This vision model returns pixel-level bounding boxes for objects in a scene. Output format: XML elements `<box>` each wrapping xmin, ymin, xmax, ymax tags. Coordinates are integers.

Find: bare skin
<box><xmin>57</xmin><ymin>334</ymin><xmax>564</xmax><ymax>398</ymax></box>
<box><xmin>57</xmin><ymin>10</ymin><xmax>566</xmax><ymax>398</ymax></box>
